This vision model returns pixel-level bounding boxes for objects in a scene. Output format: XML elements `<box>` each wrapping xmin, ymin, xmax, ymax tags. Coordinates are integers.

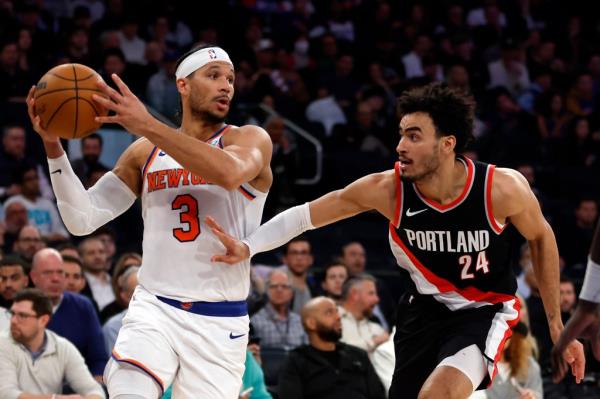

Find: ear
<box><xmin>442</xmin><ymin>135</ymin><xmax>456</xmax><ymax>153</ymax></box>
<box><xmin>305</xmin><ymin>317</ymin><xmax>316</xmax><ymax>331</ymax></box>
<box><xmin>176</xmin><ymin>78</ymin><xmax>188</xmax><ymax>96</ymax></box>
<box><xmin>39</xmin><ymin>314</ymin><xmax>50</xmax><ymax>328</ymax></box>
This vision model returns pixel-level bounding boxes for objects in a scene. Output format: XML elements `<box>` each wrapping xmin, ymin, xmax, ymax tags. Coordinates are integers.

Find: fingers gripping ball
<box><xmin>34</xmin><ymin>63</ymin><xmax>109</xmax><ymax>139</ymax></box>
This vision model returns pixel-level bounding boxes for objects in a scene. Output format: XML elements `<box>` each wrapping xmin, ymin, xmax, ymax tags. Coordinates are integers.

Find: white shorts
<box><xmin>436</xmin><ymin>344</ymin><xmax>488</xmax><ymax>392</ymax></box>
<box><xmin>106</xmin><ymin>285</ymin><xmax>249</xmax><ymax>399</ymax></box>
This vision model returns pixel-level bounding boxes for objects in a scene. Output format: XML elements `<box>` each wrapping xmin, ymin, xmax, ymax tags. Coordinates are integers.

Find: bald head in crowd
<box><xmin>301</xmin><ymin>297</ymin><xmax>342</xmax><ymax>346</ymax></box>
<box><xmin>30</xmin><ymin>248</ymin><xmax>65</xmax><ymax>305</ymax></box>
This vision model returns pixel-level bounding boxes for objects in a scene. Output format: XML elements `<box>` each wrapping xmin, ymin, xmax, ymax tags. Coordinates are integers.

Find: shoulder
<box><xmin>339</xmin><ymin>342</ymin><xmax>369</xmax><ymax>359</ymax></box>
<box><xmin>224</xmin><ymin>125</ymin><xmax>273</xmax><ymax>150</ymax></box>
<box><xmin>491</xmin><ymin>167</ymin><xmax>533</xmax><ymax>217</ymax></box>
<box><xmin>122</xmin><ymin>136</ymin><xmax>156</xmax><ymax>163</ymax></box>
<box><xmin>0</xmin><ymin>335</ymin><xmax>16</xmax><ymax>352</ymax></box>
<box><xmin>62</xmin><ymin>292</ymin><xmax>96</xmax><ymax>312</ymax></box>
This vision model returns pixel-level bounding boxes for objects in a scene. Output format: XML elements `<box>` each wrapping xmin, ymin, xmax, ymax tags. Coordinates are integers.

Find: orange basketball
<box><xmin>34</xmin><ymin>63</ymin><xmax>109</xmax><ymax>139</ymax></box>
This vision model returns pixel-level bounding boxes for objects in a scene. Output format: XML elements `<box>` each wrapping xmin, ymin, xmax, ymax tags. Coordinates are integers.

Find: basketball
<box><xmin>34</xmin><ymin>63</ymin><xmax>109</xmax><ymax>139</ymax></box>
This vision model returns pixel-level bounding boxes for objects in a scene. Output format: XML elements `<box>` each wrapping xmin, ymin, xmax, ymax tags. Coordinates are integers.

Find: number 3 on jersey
<box><xmin>172</xmin><ymin>194</ymin><xmax>200</xmax><ymax>242</ymax></box>
<box><xmin>459</xmin><ymin>251</ymin><xmax>490</xmax><ymax>280</ymax></box>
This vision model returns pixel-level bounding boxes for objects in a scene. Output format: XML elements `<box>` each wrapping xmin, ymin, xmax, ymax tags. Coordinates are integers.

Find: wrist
<box><xmin>43</xmin><ymin>140</ymin><xmax>64</xmax><ymax>159</ymax></box>
<box><xmin>549</xmin><ymin>322</ymin><xmax>564</xmax><ymax>343</ymax></box>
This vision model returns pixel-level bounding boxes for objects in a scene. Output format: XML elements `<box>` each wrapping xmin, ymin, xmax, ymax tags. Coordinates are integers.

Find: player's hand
<box><xmin>552</xmin><ymin>336</ymin><xmax>586</xmax><ymax>384</ymax></box>
<box><xmin>205</xmin><ymin>216</ymin><xmax>251</xmax><ymax>264</ymax></box>
<box><xmin>93</xmin><ymin>74</ymin><xmax>157</xmax><ymax>136</ymax></box>
<box><xmin>26</xmin><ymin>85</ymin><xmax>60</xmax><ymax>144</ymax></box>
<box><xmin>519</xmin><ymin>388</ymin><xmax>537</xmax><ymax>399</ymax></box>
<box><xmin>552</xmin><ymin>300</ymin><xmax>599</xmax><ymax>382</ymax></box>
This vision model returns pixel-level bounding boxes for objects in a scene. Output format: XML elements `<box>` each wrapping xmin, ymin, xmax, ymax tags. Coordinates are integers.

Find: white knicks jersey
<box><xmin>138</xmin><ymin>125</ymin><xmax>267</xmax><ymax>302</ymax></box>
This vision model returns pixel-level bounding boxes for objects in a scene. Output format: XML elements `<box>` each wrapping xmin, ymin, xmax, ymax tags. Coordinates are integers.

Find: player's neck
<box><xmin>179</xmin><ymin>115</ymin><xmax>225</xmax><ymax>141</ymax></box>
<box><xmin>414</xmin><ymin>157</ymin><xmax>466</xmax><ymax>205</ymax></box>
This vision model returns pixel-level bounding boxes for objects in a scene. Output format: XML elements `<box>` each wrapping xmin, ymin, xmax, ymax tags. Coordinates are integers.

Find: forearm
<box><xmin>142</xmin><ymin>121</ymin><xmax>246</xmax><ymax>189</ymax></box>
<box><xmin>529</xmin><ymin>230</ymin><xmax>563</xmax><ymax>340</ymax></box>
<box><xmin>17</xmin><ymin>394</ymin><xmax>52</xmax><ymax>399</ymax></box>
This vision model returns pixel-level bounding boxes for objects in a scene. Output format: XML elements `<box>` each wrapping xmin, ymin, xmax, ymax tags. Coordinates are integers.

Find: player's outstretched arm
<box><xmin>208</xmin><ymin>171</ymin><xmax>396</xmax><ymax>264</ymax></box>
<box><xmin>92</xmin><ymin>74</ymin><xmax>272</xmax><ymax>191</ymax></box>
<box><xmin>552</xmin><ymin>223</ymin><xmax>600</xmax><ymax>381</ymax></box>
<box><xmin>496</xmin><ymin>168</ymin><xmax>586</xmax><ymax>383</ymax></box>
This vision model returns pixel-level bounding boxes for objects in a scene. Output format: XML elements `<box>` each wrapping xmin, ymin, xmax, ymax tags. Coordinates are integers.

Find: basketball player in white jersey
<box><xmin>26</xmin><ymin>45</ymin><xmax>273</xmax><ymax>398</ymax></box>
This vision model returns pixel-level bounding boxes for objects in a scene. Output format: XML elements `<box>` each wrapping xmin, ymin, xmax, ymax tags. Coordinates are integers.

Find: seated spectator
<box><xmin>487</xmin><ymin>37</ymin><xmax>531</xmax><ymax>97</ymax></box>
<box><xmin>371</xmin><ymin>327</ymin><xmax>395</xmax><ymax>395</ymax></box>
<box><xmin>278</xmin><ymin>296</ymin><xmax>385</xmax><ymax>399</ymax></box>
<box><xmin>251</xmin><ymin>269</ymin><xmax>307</xmax><ymax>349</ymax></box>
<box><xmin>103</xmin><ymin>265</ymin><xmax>139</xmax><ymax>354</ymax></box>
<box><xmin>559</xmin><ymin>275</ymin><xmax>577</xmax><ymax>322</ymax></box>
<box><xmin>63</xmin><ymin>255</ymin><xmax>87</xmax><ymax>294</ymax></box>
<box><xmin>12</xmin><ymin>225</ymin><xmax>45</xmax><ymax>262</ymax></box>
<box><xmin>1</xmin><ymin>201</ymin><xmax>29</xmax><ymax>255</ymax></box>
<box><xmin>320</xmin><ymin>260</ymin><xmax>348</xmax><ymax>302</ymax></box>
<box><xmin>280</xmin><ymin>237</ymin><xmax>318</xmax><ymax>314</ymax></box>
<box><xmin>470</xmin><ymin>322</ymin><xmax>542</xmax><ymax>399</ymax></box>
<box><xmin>0</xmin><ymin>288</ymin><xmax>105</xmax><ymax>398</ymax></box>
<box><xmin>100</xmin><ymin>252</ymin><xmax>142</xmax><ymax>323</ymax></box>
<box><xmin>0</xmin><ymin>255</ymin><xmax>29</xmax><ymax>309</ymax></box>
<box><xmin>0</xmin><ymin>305</ymin><xmax>9</xmax><ymax>335</ymax></box>
<box><xmin>90</xmin><ymin>226</ymin><xmax>117</xmax><ymax>272</ymax></box>
<box><xmin>29</xmin><ymin>248</ymin><xmax>108</xmax><ymax>379</ymax></box>
<box><xmin>79</xmin><ymin>237</ymin><xmax>115</xmax><ymax>313</ymax></box>
<box><xmin>71</xmin><ymin>134</ymin><xmax>109</xmax><ymax>188</ymax></box>
<box><xmin>146</xmin><ymin>49</ymin><xmax>180</xmax><ymax>120</ymax></box>
<box><xmin>4</xmin><ymin>165</ymin><xmax>68</xmax><ymax>242</ymax></box>
<box><xmin>240</xmin><ymin>350</ymin><xmax>273</xmax><ymax>399</ymax></box>
<box><xmin>339</xmin><ymin>274</ymin><xmax>388</xmax><ymax>356</ymax></box>
<box><xmin>56</xmin><ymin>242</ymin><xmax>81</xmax><ymax>261</ymax></box>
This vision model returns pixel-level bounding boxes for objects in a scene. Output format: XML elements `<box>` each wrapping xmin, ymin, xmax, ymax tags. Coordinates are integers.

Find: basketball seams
<box><xmin>35</xmin><ymin>87</ymin><xmax>105</xmax><ymax>99</ymax></box>
<box><xmin>72</xmin><ymin>64</ymin><xmax>79</xmax><ymax>138</ymax></box>
<box><xmin>46</xmin><ymin>71</ymin><xmax>97</xmax><ymax>82</ymax></box>
<box><xmin>44</xmin><ymin>98</ymin><xmax>77</xmax><ymax>130</ymax></box>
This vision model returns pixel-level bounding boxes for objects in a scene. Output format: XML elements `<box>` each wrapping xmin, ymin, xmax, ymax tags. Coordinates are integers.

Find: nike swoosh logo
<box><xmin>229</xmin><ymin>332</ymin><xmax>245</xmax><ymax>340</ymax></box>
<box><xmin>158</xmin><ymin>151</ymin><xmax>166</xmax><ymax>156</ymax></box>
<box><xmin>51</xmin><ymin>169</ymin><xmax>62</xmax><ymax>175</ymax></box>
<box><xmin>406</xmin><ymin>208</ymin><xmax>428</xmax><ymax>217</ymax></box>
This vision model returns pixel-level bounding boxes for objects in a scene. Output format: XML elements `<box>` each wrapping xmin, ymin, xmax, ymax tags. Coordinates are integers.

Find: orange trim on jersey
<box><xmin>142</xmin><ymin>146</ymin><xmax>159</xmax><ymax>183</ymax></box>
<box><xmin>238</xmin><ymin>186</ymin><xmax>256</xmax><ymax>200</ymax></box>
<box><xmin>485</xmin><ymin>165</ymin><xmax>506</xmax><ymax>234</ymax></box>
<box><xmin>393</xmin><ymin>162</ymin><xmax>403</xmax><ymax>227</ymax></box>
<box><xmin>112</xmin><ymin>349</ymin><xmax>165</xmax><ymax>392</ymax></box>
<box><xmin>207</xmin><ymin>124</ymin><xmax>231</xmax><ymax>143</ymax></box>
<box><xmin>489</xmin><ymin>299</ymin><xmax>521</xmax><ymax>384</ymax></box>
<box><xmin>389</xmin><ymin>225</ymin><xmax>517</xmax><ymax>304</ymax></box>
<box><xmin>414</xmin><ymin>157</ymin><xmax>475</xmax><ymax>212</ymax></box>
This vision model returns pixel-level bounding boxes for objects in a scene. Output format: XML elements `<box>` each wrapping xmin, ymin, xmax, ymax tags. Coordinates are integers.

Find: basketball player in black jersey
<box><xmin>208</xmin><ymin>83</ymin><xmax>585</xmax><ymax>398</ymax></box>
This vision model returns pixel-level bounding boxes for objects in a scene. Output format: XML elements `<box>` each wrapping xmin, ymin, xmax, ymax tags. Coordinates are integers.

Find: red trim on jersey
<box><xmin>489</xmin><ymin>300</ymin><xmax>521</xmax><ymax>384</ymax></box>
<box><xmin>238</xmin><ymin>185</ymin><xmax>256</xmax><ymax>200</ymax></box>
<box><xmin>112</xmin><ymin>349</ymin><xmax>165</xmax><ymax>392</ymax></box>
<box><xmin>393</xmin><ymin>162</ymin><xmax>403</xmax><ymax>227</ymax></box>
<box><xmin>485</xmin><ymin>165</ymin><xmax>506</xmax><ymax>234</ymax></box>
<box><xmin>414</xmin><ymin>157</ymin><xmax>475</xmax><ymax>212</ymax></box>
<box><xmin>389</xmin><ymin>225</ymin><xmax>516</xmax><ymax>304</ymax></box>
<box><xmin>142</xmin><ymin>146</ymin><xmax>159</xmax><ymax>183</ymax></box>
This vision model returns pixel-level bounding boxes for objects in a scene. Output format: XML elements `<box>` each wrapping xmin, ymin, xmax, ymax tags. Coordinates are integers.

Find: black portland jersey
<box><xmin>388</xmin><ymin>156</ymin><xmax>520</xmax><ymax>313</ymax></box>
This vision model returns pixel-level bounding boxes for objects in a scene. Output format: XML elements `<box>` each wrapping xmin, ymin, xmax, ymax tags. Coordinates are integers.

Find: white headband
<box><xmin>175</xmin><ymin>47</ymin><xmax>233</xmax><ymax>79</ymax></box>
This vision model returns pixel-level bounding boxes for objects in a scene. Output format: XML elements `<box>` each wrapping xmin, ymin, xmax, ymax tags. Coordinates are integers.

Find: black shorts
<box><xmin>389</xmin><ymin>292</ymin><xmax>517</xmax><ymax>399</ymax></box>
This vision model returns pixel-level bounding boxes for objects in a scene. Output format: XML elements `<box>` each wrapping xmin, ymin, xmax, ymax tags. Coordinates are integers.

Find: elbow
<box><xmin>64</xmin><ymin>221</ymin><xmax>94</xmax><ymax>236</ymax></box>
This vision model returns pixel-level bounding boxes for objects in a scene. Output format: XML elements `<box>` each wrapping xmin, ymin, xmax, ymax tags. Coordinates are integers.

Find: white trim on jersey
<box><xmin>483</xmin><ymin>165</ymin><xmax>507</xmax><ymax>234</ymax></box>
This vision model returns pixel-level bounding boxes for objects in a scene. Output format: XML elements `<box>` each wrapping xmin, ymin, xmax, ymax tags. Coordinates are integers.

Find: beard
<box><xmin>401</xmin><ymin>144</ymin><xmax>441</xmax><ymax>183</ymax></box>
<box><xmin>189</xmin><ymin>91</ymin><xmax>226</xmax><ymax>124</ymax></box>
<box><xmin>315</xmin><ymin>322</ymin><xmax>342</xmax><ymax>343</ymax></box>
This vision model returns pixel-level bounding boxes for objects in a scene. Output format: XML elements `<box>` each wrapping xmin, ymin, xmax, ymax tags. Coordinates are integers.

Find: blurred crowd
<box><xmin>1</xmin><ymin>0</ymin><xmax>599</xmax><ymax>398</ymax></box>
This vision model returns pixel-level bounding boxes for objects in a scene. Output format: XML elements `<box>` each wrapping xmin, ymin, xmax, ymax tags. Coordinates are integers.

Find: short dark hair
<box><xmin>82</xmin><ymin>133</ymin><xmax>103</xmax><ymax>147</ymax></box>
<box><xmin>13</xmin><ymin>288</ymin><xmax>52</xmax><ymax>317</ymax></box>
<box><xmin>340</xmin><ymin>273</ymin><xmax>376</xmax><ymax>301</ymax></box>
<box><xmin>0</xmin><ymin>254</ymin><xmax>29</xmax><ymax>273</ymax></box>
<box><xmin>322</xmin><ymin>259</ymin><xmax>347</xmax><ymax>278</ymax></box>
<box><xmin>62</xmin><ymin>255</ymin><xmax>83</xmax><ymax>268</ymax></box>
<box><xmin>396</xmin><ymin>82</ymin><xmax>475</xmax><ymax>153</ymax></box>
<box><xmin>559</xmin><ymin>275</ymin><xmax>574</xmax><ymax>285</ymax></box>
<box><xmin>284</xmin><ymin>235</ymin><xmax>311</xmax><ymax>255</ymax></box>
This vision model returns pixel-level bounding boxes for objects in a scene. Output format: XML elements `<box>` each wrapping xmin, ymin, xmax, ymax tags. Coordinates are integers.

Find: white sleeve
<box><xmin>579</xmin><ymin>257</ymin><xmax>600</xmax><ymax>303</ymax></box>
<box><xmin>48</xmin><ymin>153</ymin><xmax>137</xmax><ymax>236</ymax></box>
<box><xmin>242</xmin><ymin>203</ymin><xmax>315</xmax><ymax>257</ymax></box>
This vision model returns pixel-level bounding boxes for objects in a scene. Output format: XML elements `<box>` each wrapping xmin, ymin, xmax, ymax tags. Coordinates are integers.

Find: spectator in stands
<box><xmin>487</xmin><ymin>36</ymin><xmax>531</xmax><ymax>97</ymax></box>
<box><xmin>103</xmin><ymin>265</ymin><xmax>139</xmax><ymax>354</ymax></box>
<box><xmin>0</xmin><ymin>124</ymin><xmax>53</xmax><ymax>201</ymax></box>
<box><xmin>562</xmin><ymin>117</ymin><xmax>598</xmax><ymax>168</ymax></box>
<box><xmin>251</xmin><ymin>269</ymin><xmax>307</xmax><ymax>349</ymax></box>
<box><xmin>0</xmin><ymin>304</ymin><xmax>9</xmax><ymax>335</ymax></box>
<box><xmin>534</xmin><ymin>90</ymin><xmax>571</xmax><ymax>141</ymax></box>
<box><xmin>90</xmin><ymin>226</ymin><xmax>117</xmax><ymax>270</ymax></box>
<box><xmin>402</xmin><ymin>34</ymin><xmax>436</xmax><ymax>81</ymax></box>
<box><xmin>0</xmin><ymin>255</ymin><xmax>29</xmax><ymax>308</ymax></box>
<box><xmin>117</xmin><ymin>17</ymin><xmax>146</xmax><ymax>65</ymax></box>
<box><xmin>65</xmin><ymin>27</ymin><xmax>91</xmax><ymax>65</ymax></box>
<box><xmin>56</xmin><ymin>242</ymin><xmax>81</xmax><ymax>261</ymax></box>
<box><xmin>100</xmin><ymin>251</ymin><xmax>141</xmax><ymax>323</ymax></box>
<box><xmin>12</xmin><ymin>225</ymin><xmax>44</xmax><ymax>263</ymax></box>
<box><xmin>320</xmin><ymin>260</ymin><xmax>348</xmax><ymax>302</ymax></box>
<box><xmin>29</xmin><ymin>248</ymin><xmax>108</xmax><ymax>379</ymax></box>
<box><xmin>63</xmin><ymin>255</ymin><xmax>86</xmax><ymax>294</ymax></box>
<box><xmin>79</xmin><ymin>237</ymin><xmax>114</xmax><ymax>312</ymax></box>
<box><xmin>470</xmin><ymin>322</ymin><xmax>542</xmax><ymax>399</ymax></box>
<box><xmin>566</xmin><ymin>72</ymin><xmax>596</xmax><ymax>117</ymax></box>
<box><xmin>305</xmin><ymin>84</ymin><xmax>347</xmax><ymax>137</ymax></box>
<box><xmin>71</xmin><ymin>133</ymin><xmax>108</xmax><ymax>186</ymax></box>
<box><xmin>281</xmin><ymin>236</ymin><xmax>317</xmax><ymax>314</ymax></box>
<box><xmin>3</xmin><ymin>165</ymin><xmax>68</xmax><ymax>242</ymax></box>
<box><xmin>278</xmin><ymin>296</ymin><xmax>385</xmax><ymax>399</ymax></box>
<box><xmin>146</xmin><ymin>49</ymin><xmax>180</xmax><ymax>119</ymax></box>
<box><xmin>559</xmin><ymin>275</ymin><xmax>577</xmax><ymax>322</ymax></box>
<box><xmin>1</xmin><ymin>201</ymin><xmax>29</xmax><ymax>254</ymax></box>
<box><xmin>0</xmin><ymin>288</ymin><xmax>105</xmax><ymax>399</ymax></box>
<box><xmin>557</xmin><ymin>198</ymin><xmax>598</xmax><ymax>275</ymax></box>
<box><xmin>339</xmin><ymin>274</ymin><xmax>388</xmax><ymax>356</ymax></box>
